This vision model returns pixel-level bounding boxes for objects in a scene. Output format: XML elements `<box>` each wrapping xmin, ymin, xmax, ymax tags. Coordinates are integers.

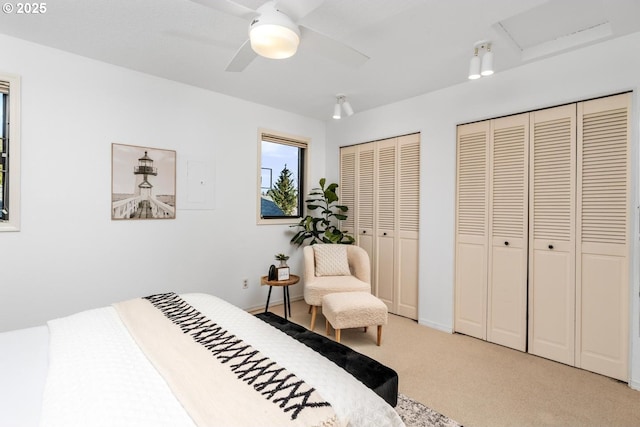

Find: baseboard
<box><xmin>419</xmin><ymin>318</ymin><xmax>453</xmax><ymax>333</ymax></box>
<box><xmin>628</xmin><ymin>379</ymin><xmax>640</xmax><ymax>391</ymax></box>
<box><xmin>246</xmin><ymin>295</ymin><xmax>304</xmax><ymax>314</ymax></box>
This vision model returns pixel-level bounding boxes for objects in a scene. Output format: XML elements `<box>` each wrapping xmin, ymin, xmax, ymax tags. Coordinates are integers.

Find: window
<box><xmin>0</xmin><ymin>74</ymin><xmax>20</xmax><ymax>232</ymax></box>
<box><xmin>257</xmin><ymin>130</ymin><xmax>308</xmax><ymax>224</ymax></box>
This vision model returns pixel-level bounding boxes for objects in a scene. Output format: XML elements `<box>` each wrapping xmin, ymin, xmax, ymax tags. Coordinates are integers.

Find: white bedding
<box><xmin>0</xmin><ymin>326</ymin><xmax>49</xmax><ymax>427</ymax></box>
<box><xmin>38</xmin><ymin>293</ymin><xmax>404</xmax><ymax>427</ymax></box>
<box><xmin>40</xmin><ymin>305</ymin><xmax>197</xmax><ymax>427</ymax></box>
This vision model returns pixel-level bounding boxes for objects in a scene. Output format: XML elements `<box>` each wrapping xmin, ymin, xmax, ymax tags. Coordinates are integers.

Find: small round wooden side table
<box><xmin>261</xmin><ymin>274</ymin><xmax>300</xmax><ymax>320</ymax></box>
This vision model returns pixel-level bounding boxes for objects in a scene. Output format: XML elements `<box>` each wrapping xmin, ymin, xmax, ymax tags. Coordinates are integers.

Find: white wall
<box><xmin>326</xmin><ymin>32</ymin><xmax>640</xmax><ymax>387</ymax></box>
<box><xmin>0</xmin><ymin>34</ymin><xmax>326</xmax><ymax>332</ymax></box>
<box><xmin>4</xmin><ymin>26</ymin><xmax>640</xmax><ymax>388</ymax></box>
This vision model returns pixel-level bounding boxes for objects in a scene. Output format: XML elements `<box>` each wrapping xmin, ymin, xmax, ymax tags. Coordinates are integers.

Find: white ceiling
<box><xmin>0</xmin><ymin>0</ymin><xmax>638</xmax><ymax>120</ymax></box>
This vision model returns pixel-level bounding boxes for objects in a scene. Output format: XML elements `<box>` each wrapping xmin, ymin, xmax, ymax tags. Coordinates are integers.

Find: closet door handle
<box><xmin>362</xmin><ymin>230</ymin><xmax>366</xmax><ymax>234</ymax></box>
<box><xmin>504</xmin><ymin>241</ymin><xmax>509</xmax><ymax>246</ymax></box>
<box><xmin>548</xmin><ymin>244</ymin><xmax>554</xmax><ymax>250</ymax></box>
<box><xmin>383</xmin><ymin>232</ymin><xmax>387</xmax><ymax>236</ymax></box>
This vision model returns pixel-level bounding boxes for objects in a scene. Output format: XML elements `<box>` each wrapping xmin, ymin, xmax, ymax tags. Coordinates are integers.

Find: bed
<box><xmin>0</xmin><ymin>292</ymin><xmax>404</xmax><ymax>427</ymax></box>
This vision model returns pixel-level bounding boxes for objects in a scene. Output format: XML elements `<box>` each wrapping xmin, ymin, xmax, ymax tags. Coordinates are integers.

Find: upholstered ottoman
<box><xmin>323</xmin><ymin>291</ymin><xmax>388</xmax><ymax>346</ymax></box>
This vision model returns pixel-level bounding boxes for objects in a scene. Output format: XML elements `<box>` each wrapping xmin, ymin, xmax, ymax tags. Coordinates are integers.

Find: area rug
<box><xmin>395</xmin><ymin>393</ymin><xmax>462</xmax><ymax>427</ymax></box>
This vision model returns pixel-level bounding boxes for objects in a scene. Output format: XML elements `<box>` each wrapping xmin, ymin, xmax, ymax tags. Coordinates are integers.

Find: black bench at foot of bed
<box><xmin>255</xmin><ymin>311</ymin><xmax>398</xmax><ymax>407</ymax></box>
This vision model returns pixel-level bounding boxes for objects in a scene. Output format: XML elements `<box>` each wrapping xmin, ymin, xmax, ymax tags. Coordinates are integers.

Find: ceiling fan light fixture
<box><xmin>249</xmin><ymin>10</ymin><xmax>300</xmax><ymax>59</ymax></box>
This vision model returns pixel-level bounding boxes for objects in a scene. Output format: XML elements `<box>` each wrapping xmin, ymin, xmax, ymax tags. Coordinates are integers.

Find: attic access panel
<box><xmin>495</xmin><ymin>0</ymin><xmax>612</xmax><ymax>61</ymax></box>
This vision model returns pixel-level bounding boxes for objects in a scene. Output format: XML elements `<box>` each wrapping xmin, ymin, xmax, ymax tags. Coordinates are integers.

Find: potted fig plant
<box><xmin>290</xmin><ymin>178</ymin><xmax>355</xmax><ymax>246</ymax></box>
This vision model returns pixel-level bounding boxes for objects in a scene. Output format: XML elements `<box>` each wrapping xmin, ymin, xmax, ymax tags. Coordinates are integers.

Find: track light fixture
<box><xmin>468</xmin><ymin>41</ymin><xmax>494</xmax><ymax>80</ymax></box>
<box><xmin>481</xmin><ymin>44</ymin><xmax>493</xmax><ymax>76</ymax></box>
<box><xmin>468</xmin><ymin>47</ymin><xmax>481</xmax><ymax>80</ymax></box>
<box><xmin>332</xmin><ymin>94</ymin><xmax>354</xmax><ymax>119</ymax></box>
<box><xmin>333</xmin><ymin>101</ymin><xmax>341</xmax><ymax>119</ymax></box>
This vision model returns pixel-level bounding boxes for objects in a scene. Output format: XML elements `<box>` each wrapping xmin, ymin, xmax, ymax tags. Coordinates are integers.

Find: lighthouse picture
<box><xmin>111</xmin><ymin>143</ymin><xmax>176</xmax><ymax>220</ymax></box>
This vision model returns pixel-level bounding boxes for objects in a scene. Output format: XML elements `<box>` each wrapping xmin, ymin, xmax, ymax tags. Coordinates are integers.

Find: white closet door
<box><xmin>576</xmin><ymin>93</ymin><xmax>630</xmax><ymax>381</ymax></box>
<box><xmin>376</xmin><ymin>138</ymin><xmax>397</xmax><ymax>310</ymax></box>
<box><xmin>397</xmin><ymin>134</ymin><xmax>420</xmax><ymax>319</ymax></box>
<box><xmin>357</xmin><ymin>143</ymin><xmax>376</xmax><ymax>283</ymax></box>
<box><xmin>455</xmin><ymin>121</ymin><xmax>490</xmax><ymax>340</ymax></box>
<box><xmin>487</xmin><ymin>114</ymin><xmax>529</xmax><ymax>351</ymax></box>
<box><xmin>339</xmin><ymin>145</ymin><xmax>357</xmax><ymax>237</ymax></box>
<box><xmin>528</xmin><ymin>104</ymin><xmax>576</xmax><ymax>366</ymax></box>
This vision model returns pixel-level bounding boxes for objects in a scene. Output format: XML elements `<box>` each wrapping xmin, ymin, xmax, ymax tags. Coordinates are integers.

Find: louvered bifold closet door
<box><xmin>376</xmin><ymin>138</ymin><xmax>397</xmax><ymax>311</ymax></box>
<box><xmin>455</xmin><ymin>121</ymin><xmax>490</xmax><ymax>340</ymax></box>
<box><xmin>357</xmin><ymin>143</ymin><xmax>376</xmax><ymax>285</ymax></box>
<box><xmin>396</xmin><ymin>134</ymin><xmax>420</xmax><ymax>319</ymax></box>
<box><xmin>528</xmin><ymin>104</ymin><xmax>577</xmax><ymax>366</ymax></box>
<box><xmin>339</xmin><ymin>145</ymin><xmax>357</xmax><ymax>237</ymax></box>
<box><xmin>576</xmin><ymin>93</ymin><xmax>630</xmax><ymax>381</ymax></box>
<box><xmin>487</xmin><ymin>114</ymin><xmax>529</xmax><ymax>351</ymax></box>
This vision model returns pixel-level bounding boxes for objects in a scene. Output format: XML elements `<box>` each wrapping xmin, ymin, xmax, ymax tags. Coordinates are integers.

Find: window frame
<box><xmin>0</xmin><ymin>73</ymin><xmax>20</xmax><ymax>232</ymax></box>
<box><xmin>256</xmin><ymin>129</ymin><xmax>309</xmax><ymax>225</ymax></box>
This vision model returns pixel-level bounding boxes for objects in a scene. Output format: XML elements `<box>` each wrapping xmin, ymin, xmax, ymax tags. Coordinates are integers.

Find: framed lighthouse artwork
<box><xmin>111</xmin><ymin>143</ymin><xmax>177</xmax><ymax>220</ymax></box>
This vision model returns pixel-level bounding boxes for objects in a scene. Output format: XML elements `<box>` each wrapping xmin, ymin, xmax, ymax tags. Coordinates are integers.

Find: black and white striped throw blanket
<box><xmin>114</xmin><ymin>293</ymin><xmax>340</xmax><ymax>427</ymax></box>
<box><xmin>40</xmin><ymin>293</ymin><xmax>404</xmax><ymax>427</ymax></box>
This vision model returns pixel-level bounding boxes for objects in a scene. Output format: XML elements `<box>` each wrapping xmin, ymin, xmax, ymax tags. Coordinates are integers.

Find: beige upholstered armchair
<box><xmin>303</xmin><ymin>244</ymin><xmax>371</xmax><ymax>330</ymax></box>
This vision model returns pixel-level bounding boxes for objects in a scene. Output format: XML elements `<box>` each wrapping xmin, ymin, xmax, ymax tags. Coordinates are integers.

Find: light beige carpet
<box><xmin>265</xmin><ymin>299</ymin><xmax>640</xmax><ymax>427</ymax></box>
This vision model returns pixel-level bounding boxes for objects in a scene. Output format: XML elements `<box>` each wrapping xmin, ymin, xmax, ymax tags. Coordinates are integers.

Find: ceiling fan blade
<box><xmin>275</xmin><ymin>0</ymin><xmax>324</xmax><ymax>22</ymax></box>
<box><xmin>189</xmin><ymin>0</ymin><xmax>257</xmax><ymax>20</ymax></box>
<box><xmin>299</xmin><ymin>26</ymin><xmax>369</xmax><ymax>68</ymax></box>
<box><xmin>161</xmin><ymin>29</ymin><xmax>238</xmax><ymax>50</ymax></box>
<box><xmin>225</xmin><ymin>39</ymin><xmax>257</xmax><ymax>72</ymax></box>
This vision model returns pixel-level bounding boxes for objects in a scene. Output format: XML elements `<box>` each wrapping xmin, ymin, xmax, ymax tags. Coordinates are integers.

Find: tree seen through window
<box><xmin>260</xmin><ymin>135</ymin><xmax>306</xmax><ymax>220</ymax></box>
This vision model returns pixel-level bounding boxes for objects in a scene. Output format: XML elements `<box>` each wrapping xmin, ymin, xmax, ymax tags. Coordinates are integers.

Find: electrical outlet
<box><xmin>242</xmin><ymin>278</ymin><xmax>248</xmax><ymax>289</ymax></box>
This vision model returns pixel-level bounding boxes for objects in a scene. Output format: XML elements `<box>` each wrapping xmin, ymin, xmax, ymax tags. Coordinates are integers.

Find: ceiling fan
<box><xmin>190</xmin><ymin>0</ymin><xmax>369</xmax><ymax>72</ymax></box>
